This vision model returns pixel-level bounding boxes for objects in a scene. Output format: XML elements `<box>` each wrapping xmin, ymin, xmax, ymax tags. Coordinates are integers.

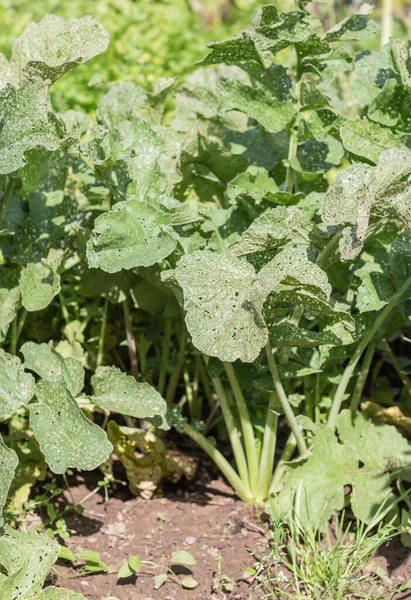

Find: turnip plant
<box><xmin>0</xmin><ymin>9</ymin><xmax>410</xmax><ymax>587</ymax></box>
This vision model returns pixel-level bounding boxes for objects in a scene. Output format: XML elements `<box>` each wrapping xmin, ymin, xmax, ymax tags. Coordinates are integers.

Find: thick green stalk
<box><xmin>158</xmin><ymin>318</ymin><xmax>172</xmax><ymax>396</ymax></box>
<box><xmin>97</xmin><ymin>296</ymin><xmax>109</xmax><ymax>368</ymax></box>
<box><xmin>224</xmin><ymin>362</ymin><xmax>259</xmax><ymax>493</ymax></box>
<box><xmin>9</xmin><ymin>317</ymin><xmax>17</xmax><ymax>356</ymax></box>
<box><xmin>0</xmin><ymin>177</ymin><xmax>16</xmax><ymax>223</ymax></box>
<box><xmin>165</xmin><ymin>320</ymin><xmax>187</xmax><ymax>404</ymax></box>
<box><xmin>349</xmin><ymin>342</ymin><xmax>376</xmax><ymax>414</ymax></box>
<box><xmin>182</xmin><ymin>421</ymin><xmax>253</xmax><ymax>504</ymax></box>
<box><xmin>381</xmin><ymin>0</ymin><xmax>393</xmax><ymax>49</ymax></box>
<box><xmin>266</xmin><ymin>342</ymin><xmax>307</xmax><ymax>455</ymax></box>
<box><xmin>257</xmin><ymin>393</ymin><xmax>279</xmax><ymax>500</ymax></box>
<box><xmin>270</xmin><ymin>433</ymin><xmax>297</xmax><ymax>494</ymax></box>
<box><xmin>123</xmin><ymin>298</ymin><xmax>139</xmax><ymax>381</ymax></box>
<box><xmin>212</xmin><ymin>375</ymin><xmax>250</xmax><ymax>490</ymax></box>
<box><xmin>328</xmin><ymin>275</ymin><xmax>411</xmax><ymax>428</ymax></box>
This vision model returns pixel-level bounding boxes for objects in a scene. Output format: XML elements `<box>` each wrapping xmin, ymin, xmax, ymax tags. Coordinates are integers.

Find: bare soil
<box><xmin>50</xmin><ymin>462</ymin><xmax>411</xmax><ymax>600</ymax></box>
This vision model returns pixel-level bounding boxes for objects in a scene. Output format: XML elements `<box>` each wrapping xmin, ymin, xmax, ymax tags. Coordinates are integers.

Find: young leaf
<box><xmin>154</xmin><ymin>573</ymin><xmax>168</xmax><ymax>590</ymax></box>
<box><xmin>21</xmin><ymin>341</ymin><xmax>84</xmax><ymax>397</ymax></box>
<box><xmin>29</xmin><ymin>380</ymin><xmax>113</xmax><ymax>474</ymax></box>
<box><xmin>0</xmin><ymin>436</ymin><xmax>18</xmax><ymax>526</ymax></box>
<box><xmin>181</xmin><ymin>575</ymin><xmax>199</xmax><ymax>589</ymax></box>
<box><xmin>0</xmin><ymin>350</ymin><xmax>35</xmax><ymax>419</ymax></box>
<box><xmin>170</xmin><ymin>549</ymin><xmax>197</xmax><ymax>566</ymax></box>
<box><xmin>86</xmin><ymin>200</ymin><xmax>177</xmax><ymax>273</ymax></box>
<box><xmin>128</xmin><ymin>554</ymin><xmax>141</xmax><ymax>573</ymax></box>
<box><xmin>117</xmin><ymin>563</ymin><xmax>134</xmax><ymax>580</ymax></box>
<box><xmin>91</xmin><ymin>366</ymin><xmax>168</xmax><ymax>423</ymax></box>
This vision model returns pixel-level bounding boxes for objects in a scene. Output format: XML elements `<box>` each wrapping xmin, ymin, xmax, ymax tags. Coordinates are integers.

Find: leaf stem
<box><xmin>211</xmin><ymin>374</ymin><xmax>250</xmax><ymax>490</ymax></box>
<box><xmin>284</xmin><ymin>53</ymin><xmax>302</xmax><ymax>195</ymax></box>
<box><xmin>97</xmin><ymin>296</ymin><xmax>109</xmax><ymax>368</ymax></box>
<box><xmin>123</xmin><ymin>298</ymin><xmax>139</xmax><ymax>381</ymax></box>
<box><xmin>224</xmin><ymin>362</ymin><xmax>259</xmax><ymax>493</ymax></box>
<box><xmin>165</xmin><ymin>320</ymin><xmax>186</xmax><ymax>403</ymax></box>
<box><xmin>328</xmin><ymin>275</ymin><xmax>411</xmax><ymax>428</ymax></box>
<box><xmin>381</xmin><ymin>0</ymin><xmax>393</xmax><ymax>49</ymax></box>
<box><xmin>0</xmin><ymin>177</ymin><xmax>16</xmax><ymax>223</ymax></box>
<box><xmin>349</xmin><ymin>342</ymin><xmax>376</xmax><ymax>414</ymax></box>
<box><xmin>182</xmin><ymin>420</ymin><xmax>253</xmax><ymax>504</ymax></box>
<box><xmin>269</xmin><ymin>433</ymin><xmax>297</xmax><ymax>494</ymax></box>
<box><xmin>257</xmin><ymin>392</ymin><xmax>279</xmax><ymax>500</ymax></box>
<box><xmin>158</xmin><ymin>317</ymin><xmax>172</xmax><ymax>396</ymax></box>
<box><xmin>266</xmin><ymin>342</ymin><xmax>307</xmax><ymax>455</ymax></box>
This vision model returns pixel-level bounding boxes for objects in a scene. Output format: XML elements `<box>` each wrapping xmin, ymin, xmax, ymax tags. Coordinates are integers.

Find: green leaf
<box><xmin>174</xmin><ymin>246</ymin><xmax>329</xmax><ymax>362</ymax></box>
<box><xmin>323</xmin><ymin>5</ymin><xmax>379</xmax><ymax>43</ymax></box>
<box><xmin>0</xmin><ymin>436</ymin><xmax>18</xmax><ymax>526</ymax></box>
<box><xmin>170</xmin><ymin>550</ymin><xmax>197</xmax><ymax>566</ymax></box>
<box><xmin>367</xmin><ymin>79</ymin><xmax>401</xmax><ymax>127</ymax></box>
<box><xmin>181</xmin><ymin>575</ymin><xmax>199</xmax><ymax>589</ymax></box>
<box><xmin>269</xmin><ymin>323</ymin><xmax>343</xmax><ymax>347</ymax></box>
<box><xmin>218</xmin><ymin>80</ymin><xmax>295</xmax><ymax>133</ymax></box>
<box><xmin>230</xmin><ymin>207</ymin><xmax>312</xmax><ymax>256</ymax></box>
<box><xmin>277</xmin><ymin>425</ymin><xmax>357</xmax><ymax>525</ymax></box>
<box><xmin>0</xmin><ymin>81</ymin><xmax>64</xmax><ymax>175</ymax></box>
<box><xmin>0</xmin><ymin>527</ymin><xmax>59</xmax><ymax>599</ymax></box>
<box><xmin>38</xmin><ymin>588</ymin><xmax>87</xmax><ymax>600</ymax></box>
<box><xmin>354</xmin><ymin>264</ymin><xmax>395</xmax><ymax>313</ymax></box>
<box><xmin>337</xmin><ymin>410</ymin><xmax>411</xmax><ymax>523</ymax></box>
<box><xmin>199</xmin><ymin>31</ymin><xmax>262</xmax><ymax>67</ymax></box>
<box><xmin>226</xmin><ymin>168</ymin><xmax>279</xmax><ymax>205</ymax></box>
<box><xmin>340</xmin><ymin>118</ymin><xmax>403</xmax><ymax>164</ymax></box>
<box><xmin>91</xmin><ymin>366</ymin><xmax>168</xmax><ymax>423</ymax></box>
<box><xmin>154</xmin><ymin>573</ymin><xmax>168</xmax><ymax>590</ymax></box>
<box><xmin>11</xmin><ymin>15</ymin><xmax>109</xmax><ymax>84</ymax></box>
<box><xmin>21</xmin><ymin>341</ymin><xmax>84</xmax><ymax>397</ymax></box>
<box><xmin>58</xmin><ymin>545</ymin><xmax>77</xmax><ymax>562</ymax></box>
<box><xmin>117</xmin><ymin>563</ymin><xmax>134</xmax><ymax>580</ymax></box>
<box><xmin>29</xmin><ymin>380</ymin><xmax>112</xmax><ymax>474</ymax></box>
<box><xmin>0</xmin><ymin>287</ymin><xmax>20</xmax><ymax>341</ymax></box>
<box><xmin>19</xmin><ymin>259</ymin><xmax>60</xmax><ymax>312</ymax></box>
<box><xmin>128</xmin><ymin>554</ymin><xmax>141</xmax><ymax>573</ymax></box>
<box><xmin>86</xmin><ymin>200</ymin><xmax>177</xmax><ymax>273</ymax></box>
<box><xmin>300</xmin><ymin>82</ymin><xmax>329</xmax><ymax>110</ymax></box>
<box><xmin>0</xmin><ymin>350</ymin><xmax>35</xmax><ymax>419</ymax></box>
<box><xmin>321</xmin><ymin>147</ymin><xmax>411</xmax><ymax>260</ymax></box>
<box><xmin>391</xmin><ymin>39</ymin><xmax>411</xmax><ymax>87</ymax></box>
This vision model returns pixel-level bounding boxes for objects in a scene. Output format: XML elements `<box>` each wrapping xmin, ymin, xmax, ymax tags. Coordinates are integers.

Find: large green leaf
<box><xmin>218</xmin><ymin>80</ymin><xmax>295</xmax><ymax>133</ymax></box>
<box><xmin>321</xmin><ymin>147</ymin><xmax>411</xmax><ymax>259</ymax></box>
<box><xmin>0</xmin><ymin>437</ymin><xmax>18</xmax><ymax>527</ymax></box>
<box><xmin>340</xmin><ymin>118</ymin><xmax>403</xmax><ymax>164</ymax></box>
<box><xmin>0</xmin><ymin>350</ymin><xmax>35</xmax><ymax>419</ymax></box>
<box><xmin>21</xmin><ymin>342</ymin><xmax>84</xmax><ymax>397</ymax></box>
<box><xmin>38</xmin><ymin>589</ymin><xmax>87</xmax><ymax>600</ymax></box>
<box><xmin>174</xmin><ymin>246</ymin><xmax>329</xmax><ymax>362</ymax></box>
<box><xmin>91</xmin><ymin>366</ymin><xmax>168</xmax><ymax>423</ymax></box>
<box><xmin>230</xmin><ymin>207</ymin><xmax>312</xmax><ymax>256</ymax></box>
<box><xmin>269</xmin><ymin>323</ymin><xmax>343</xmax><ymax>347</ymax></box>
<box><xmin>29</xmin><ymin>380</ymin><xmax>112</xmax><ymax>474</ymax></box>
<box><xmin>337</xmin><ymin>410</ymin><xmax>411</xmax><ymax>523</ymax></box>
<box><xmin>86</xmin><ymin>200</ymin><xmax>177</xmax><ymax>273</ymax></box>
<box><xmin>0</xmin><ymin>527</ymin><xmax>59</xmax><ymax>600</ymax></box>
<box><xmin>323</xmin><ymin>5</ymin><xmax>379</xmax><ymax>43</ymax></box>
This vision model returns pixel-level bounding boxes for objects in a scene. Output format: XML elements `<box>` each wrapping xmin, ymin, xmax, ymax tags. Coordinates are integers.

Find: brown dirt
<box><xmin>50</xmin><ymin>466</ymin><xmax>411</xmax><ymax>600</ymax></box>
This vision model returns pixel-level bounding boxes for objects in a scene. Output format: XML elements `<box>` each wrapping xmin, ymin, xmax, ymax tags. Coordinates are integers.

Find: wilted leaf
<box><xmin>29</xmin><ymin>380</ymin><xmax>112</xmax><ymax>473</ymax></box>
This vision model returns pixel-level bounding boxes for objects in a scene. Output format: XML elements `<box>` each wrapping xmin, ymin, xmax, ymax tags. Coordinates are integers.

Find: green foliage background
<box><xmin>0</xmin><ymin>0</ymin><xmax>270</xmax><ymax>112</ymax></box>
